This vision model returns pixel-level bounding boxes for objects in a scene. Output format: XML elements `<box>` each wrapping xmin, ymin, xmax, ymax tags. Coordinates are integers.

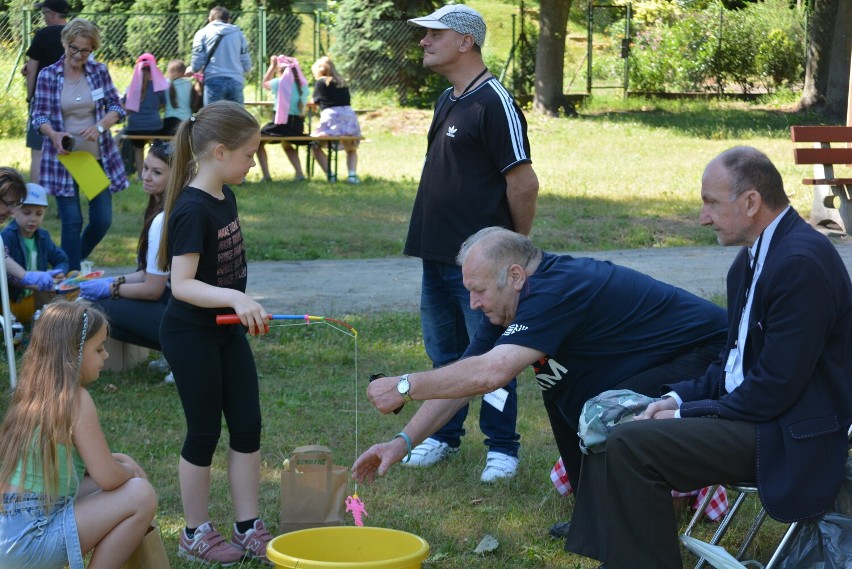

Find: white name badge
<box><xmin>91</xmin><ymin>87</ymin><xmax>104</xmax><ymax>101</ymax></box>
<box><xmin>483</xmin><ymin>387</ymin><xmax>509</xmax><ymax>412</ymax></box>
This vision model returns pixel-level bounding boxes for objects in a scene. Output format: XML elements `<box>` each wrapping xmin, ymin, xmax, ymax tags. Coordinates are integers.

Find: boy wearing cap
<box><xmin>402</xmin><ymin>4</ymin><xmax>539</xmax><ymax>483</ymax></box>
<box><xmin>2</xmin><ymin>183</ymin><xmax>69</xmax><ymax>306</ymax></box>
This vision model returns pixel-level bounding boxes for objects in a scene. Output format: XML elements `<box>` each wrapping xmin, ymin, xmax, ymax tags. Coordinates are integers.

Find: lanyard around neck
<box><xmin>426</xmin><ymin>68</ymin><xmax>489</xmax><ymax>155</ymax></box>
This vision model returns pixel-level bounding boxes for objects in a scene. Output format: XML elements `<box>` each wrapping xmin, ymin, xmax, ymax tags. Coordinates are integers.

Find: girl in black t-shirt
<box><xmin>156</xmin><ymin>100</ymin><xmax>274</xmax><ymax>565</ymax></box>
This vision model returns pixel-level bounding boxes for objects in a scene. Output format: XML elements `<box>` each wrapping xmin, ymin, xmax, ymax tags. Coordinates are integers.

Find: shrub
<box><xmin>756</xmin><ymin>29</ymin><xmax>802</xmax><ymax>90</ymax></box>
<box><xmin>626</xmin><ymin>0</ymin><xmax>805</xmax><ymax>94</ymax></box>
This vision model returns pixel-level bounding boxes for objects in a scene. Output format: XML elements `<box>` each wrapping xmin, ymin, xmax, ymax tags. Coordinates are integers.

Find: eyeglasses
<box><xmin>0</xmin><ymin>197</ymin><xmax>22</xmax><ymax>209</ymax></box>
<box><xmin>67</xmin><ymin>44</ymin><xmax>94</xmax><ymax>57</ymax></box>
<box><xmin>150</xmin><ymin>139</ymin><xmax>175</xmax><ymax>157</ymax></box>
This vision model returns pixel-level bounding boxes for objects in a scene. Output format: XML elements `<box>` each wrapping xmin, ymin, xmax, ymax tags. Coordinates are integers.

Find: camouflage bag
<box><xmin>577</xmin><ymin>389</ymin><xmax>656</xmax><ymax>455</ymax></box>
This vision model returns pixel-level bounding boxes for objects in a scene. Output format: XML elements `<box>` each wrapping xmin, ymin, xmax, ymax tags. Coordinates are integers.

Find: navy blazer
<box><xmin>666</xmin><ymin>208</ymin><xmax>852</xmax><ymax>523</ymax></box>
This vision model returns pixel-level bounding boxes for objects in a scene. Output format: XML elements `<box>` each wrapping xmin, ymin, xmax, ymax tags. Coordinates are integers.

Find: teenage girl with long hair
<box><xmin>79</xmin><ymin>140</ymin><xmax>173</xmax><ymax>378</ymax></box>
<box><xmin>0</xmin><ymin>300</ymin><xmax>157</xmax><ymax>569</ymax></box>
<box><xmin>157</xmin><ymin>100</ymin><xmax>272</xmax><ymax>565</ymax></box>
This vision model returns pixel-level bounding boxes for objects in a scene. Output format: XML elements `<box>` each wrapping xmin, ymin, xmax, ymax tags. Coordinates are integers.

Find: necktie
<box><xmin>739</xmin><ymin>233</ymin><xmax>763</xmax><ymax>321</ymax></box>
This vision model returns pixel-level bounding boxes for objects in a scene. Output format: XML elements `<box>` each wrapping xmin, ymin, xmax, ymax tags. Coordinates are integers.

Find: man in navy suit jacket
<box><xmin>564</xmin><ymin>146</ymin><xmax>852</xmax><ymax>569</ymax></box>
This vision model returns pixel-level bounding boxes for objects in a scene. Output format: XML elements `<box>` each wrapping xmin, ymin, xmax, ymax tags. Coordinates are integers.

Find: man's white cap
<box><xmin>408</xmin><ymin>4</ymin><xmax>487</xmax><ymax>48</ymax></box>
<box><xmin>23</xmin><ymin>183</ymin><xmax>48</xmax><ymax>207</ymax></box>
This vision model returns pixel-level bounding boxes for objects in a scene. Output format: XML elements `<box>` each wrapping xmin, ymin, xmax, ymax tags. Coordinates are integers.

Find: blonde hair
<box><xmin>311</xmin><ymin>55</ymin><xmax>346</xmax><ymax>87</ymax></box>
<box><xmin>157</xmin><ymin>100</ymin><xmax>259</xmax><ymax>272</ymax></box>
<box><xmin>61</xmin><ymin>17</ymin><xmax>101</xmax><ymax>51</ymax></box>
<box><xmin>0</xmin><ymin>300</ymin><xmax>107</xmax><ymax>510</ymax></box>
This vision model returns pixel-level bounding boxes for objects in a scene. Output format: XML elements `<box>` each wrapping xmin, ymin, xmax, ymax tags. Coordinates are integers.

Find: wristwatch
<box><xmin>397</xmin><ymin>374</ymin><xmax>413</xmax><ymax>403</ymax></box>
<box><xmin>96</xmin><ymin>123</ymin><xmax>105</xmax><ymax>134</ymax></box>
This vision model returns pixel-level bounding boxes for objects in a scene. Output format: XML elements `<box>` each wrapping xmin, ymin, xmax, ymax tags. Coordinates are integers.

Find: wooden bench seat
<box><xmin>103</xmin><ymin>336</ymin><xmax>149</xmax><ymax>372</ymax></box>
<box><xmin>790</xmin><ymin>125</ymin><xmax>852</xmax><ymax>235</ymax></box>
<box><xmin>119</xmin><ymin>133</ymin><xmax>363</xmax><ymax>183</ymax></box>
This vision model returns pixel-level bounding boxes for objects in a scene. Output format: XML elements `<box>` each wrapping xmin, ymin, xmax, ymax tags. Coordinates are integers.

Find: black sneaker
<box><xmin>549</xmin><ymin>520</ymin><xmax>571</xmax><ymax>539</ymax></box>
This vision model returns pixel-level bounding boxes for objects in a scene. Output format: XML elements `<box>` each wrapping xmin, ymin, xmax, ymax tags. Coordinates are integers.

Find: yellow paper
<box><xmin>57</xmin><ymin>151</ymin><xmax>110</xmax><ymax>200</ymax></box>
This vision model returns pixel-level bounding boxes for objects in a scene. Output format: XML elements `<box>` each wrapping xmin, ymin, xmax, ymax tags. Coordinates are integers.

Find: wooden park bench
<box><xmin>118</xmin><ymin>133</ymin><xmax>363</xmax><ymax>183</ymax></box>
<box><xmin>790</xmin><ymin>125</ymin><xmax>852</xmax><ymax>235</ymax></box>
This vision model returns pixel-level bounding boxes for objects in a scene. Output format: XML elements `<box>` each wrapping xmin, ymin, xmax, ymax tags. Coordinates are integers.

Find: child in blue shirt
<box><xmin>2</xmin><ymin>183</ymin><xmax>69</xmax><ymax>319</ymax></box>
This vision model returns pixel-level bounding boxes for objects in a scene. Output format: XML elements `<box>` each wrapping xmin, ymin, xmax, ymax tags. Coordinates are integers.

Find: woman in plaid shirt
<box><xmin>31</xmin><ymin>17</ymin><xmax>128</xmax><ymax>271</ymax></box>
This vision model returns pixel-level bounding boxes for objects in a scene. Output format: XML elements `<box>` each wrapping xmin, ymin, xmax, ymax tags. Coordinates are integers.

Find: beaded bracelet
<box><xmin>111</xmin><ymin>276</ymin><xmax>126</xmax><ymax>300</ymax></box>
<box><xmin>395</xmin><ymin>432</ymin><xmax>413</xmax><ymax>464</ymax></box>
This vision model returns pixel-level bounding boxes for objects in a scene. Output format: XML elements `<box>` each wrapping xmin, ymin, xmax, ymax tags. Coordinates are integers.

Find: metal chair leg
<box><xmin>736</xmin><ymin>507</ymin><xmax>768</xmax><ymax>560</ymax></box>
<box><xmin>764</xmin><ymin>522</ymin><xmax>800</xmax><ymax>569</ymax></box>
<box><xmin>694</xmin><ymin>489</ymin><xmax>751</xmax><ymax>569</ymax></box>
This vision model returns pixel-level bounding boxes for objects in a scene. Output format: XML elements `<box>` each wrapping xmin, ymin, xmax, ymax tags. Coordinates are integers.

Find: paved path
<box><xmin>107</xmin><ymin>237</ymin><xmax>852</xmax><ymax>316</ymax></box>
<box><xmin>238</xmin><ymin>237</ymin><xmax>852</xmax><ymax>316</ymax></box>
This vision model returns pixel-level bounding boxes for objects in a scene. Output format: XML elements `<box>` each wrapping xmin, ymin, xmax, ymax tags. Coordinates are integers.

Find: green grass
<box><xmin>0</xmin><ymin>313</ymin><xmax>787</xmax><ymax>568</ymax></box>
<box><xmin>0</xmin><ymin>97</ymin><xmax>834</xmax><ymax>567</ymax></box>
<box><xmin>1</xmin><ymin>98</ymin><xmax>842</xmax><ymax>266</ymax></box>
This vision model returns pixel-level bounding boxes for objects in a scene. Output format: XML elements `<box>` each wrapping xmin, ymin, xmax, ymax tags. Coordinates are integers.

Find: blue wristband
<box><xmin>395</xmin><ymin>432</ymin><xmax>412</xmax><ymax>464</ymax></box>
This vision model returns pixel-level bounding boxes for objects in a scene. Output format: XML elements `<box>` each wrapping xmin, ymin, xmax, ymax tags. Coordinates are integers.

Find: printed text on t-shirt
<box><xmin>216</xmin><ymin>219</ymin><xmax>247</xmax><ymax>286</ymax></box>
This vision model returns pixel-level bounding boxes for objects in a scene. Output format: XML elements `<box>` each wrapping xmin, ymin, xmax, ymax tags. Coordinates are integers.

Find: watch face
<box><xmin>397</xmin><ymin>378</ymin><xmax>410</xmax><ymax>394</ymax></box>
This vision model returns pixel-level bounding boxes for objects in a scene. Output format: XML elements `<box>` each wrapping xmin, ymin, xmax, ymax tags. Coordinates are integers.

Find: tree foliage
<box><xmin>331</xmin><ymin>0</ymin><xmax>444</xmax><ymax>107</ymax></box>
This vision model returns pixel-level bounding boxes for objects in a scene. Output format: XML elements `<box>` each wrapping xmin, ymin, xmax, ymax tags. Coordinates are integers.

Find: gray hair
<box><xmin>456</xmin><ymin>227</ymin><xmax>540</xmax><ymax>289</ymax></box>
<box><xmin>718</xmin><ymin>146</ymin><xmax>789</xmax><ymax>209</ymax></box>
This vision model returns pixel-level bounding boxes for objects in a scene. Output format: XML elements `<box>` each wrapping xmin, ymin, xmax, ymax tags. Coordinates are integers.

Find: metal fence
<box><xmin>0</xmin><ymin>7</ymin><xmax>521</xmax><ymax>105</ymax></box>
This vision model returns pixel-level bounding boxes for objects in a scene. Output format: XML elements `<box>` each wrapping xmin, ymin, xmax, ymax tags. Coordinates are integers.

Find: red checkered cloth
<box><xmin>550</xmin><ymin>457</ymin><xmax>728</xmax><ymax>521</ymax></box>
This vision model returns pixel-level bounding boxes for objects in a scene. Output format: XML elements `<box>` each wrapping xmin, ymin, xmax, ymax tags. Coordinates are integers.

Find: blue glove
<box><xmin>79</xmin><ymin>278</ymin><xmax>114</xmax><ymax>301</ymax></box>
<box><xmin>21</xmin><ymin>271</ymin><xmax>55</xmax><ymax>291</ymax></box>
<box><xmin>49</xmin><ymin>269</ymin><xmax>65</xmax><ymax>278</ymax></box>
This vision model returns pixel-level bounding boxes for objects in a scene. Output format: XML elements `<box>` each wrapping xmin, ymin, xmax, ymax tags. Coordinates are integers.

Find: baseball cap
<box><xmin>35</xmin><ymin>0</ymin><xmax>70</xmax><ymax>14</ymax></box>
<box><xmin>23</xmin><ymin>183</ymin><xmax>49</xmax><ymax>207</ymax></box>
<box><xmin>408</xmin><ymin>4</ymin><xmax>486</xmax><ymax>48</ymax></box>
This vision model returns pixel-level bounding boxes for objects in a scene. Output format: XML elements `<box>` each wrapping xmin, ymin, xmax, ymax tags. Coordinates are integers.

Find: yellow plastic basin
<box><xmin>267</xmin><ymin>527</ymin><xmax>430</xmax><ymax>569</ymax></box>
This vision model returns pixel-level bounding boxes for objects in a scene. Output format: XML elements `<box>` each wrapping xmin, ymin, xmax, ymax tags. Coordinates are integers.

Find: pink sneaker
<box><xmin>232</xmin><ymin>519</ymin><xmax>274</xmax><ymax>564</ymax></box>
<box><xmin>178</xmin><ymin>521</ymin><xmax>244</xmax><ymax>566</ymax></box>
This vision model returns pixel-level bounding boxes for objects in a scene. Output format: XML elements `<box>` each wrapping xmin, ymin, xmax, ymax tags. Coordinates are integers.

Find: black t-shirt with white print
<box><xmin>167</xmin><ymin>185</ymin><xmax>247</xmax><ymax>314</ymax></box>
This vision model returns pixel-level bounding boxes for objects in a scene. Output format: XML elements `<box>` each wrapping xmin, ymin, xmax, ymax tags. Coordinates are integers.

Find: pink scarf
<box><xmin>275</xmin><ymin>55</ymin><xmax>308</xmax><ymax>125</ymax></box>
<box><xmin>125</xmin><ymin>53</ymin><xmax>168</xmax><ymax>112</ymax></box>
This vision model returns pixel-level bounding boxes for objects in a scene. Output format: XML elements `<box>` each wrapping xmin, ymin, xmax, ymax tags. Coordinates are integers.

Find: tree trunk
<box><xmin>801</xmin><ymin>0</ymin><xmax>852</xmax><ymax>120</ymax></box>
<box><xmin>533</xmin><ymin>0</ymin><xmax>572</xmax><ymax>116</ymax></box>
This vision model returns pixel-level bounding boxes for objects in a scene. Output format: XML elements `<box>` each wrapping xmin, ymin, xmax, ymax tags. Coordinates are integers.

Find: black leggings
<box><xmin>160</xmin><ymin>302</ymin><xmax>262</xmax><ymax>466</ymax></box>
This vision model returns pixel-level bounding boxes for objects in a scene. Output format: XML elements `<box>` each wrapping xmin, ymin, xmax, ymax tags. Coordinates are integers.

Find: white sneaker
<box><xmin>480</xmin><ymin>451</ymin><xmax>519</xmax><ymax>483</ymax></box>
<box><xmin>402</xmin><ymin>437</ymin><xmax>459</xmax><ymax>468</ymax></box>
<box><xmin>148</xmin><ymin>354</ymin><xmax>170</xmax><ymax>374</ymax></box>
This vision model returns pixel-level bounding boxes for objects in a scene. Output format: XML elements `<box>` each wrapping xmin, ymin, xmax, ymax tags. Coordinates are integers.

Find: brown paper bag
<box><xmin>122</xmin><ymin>525</ymin><xmax>170</xmax><ymax>569</ymax></box>
<box><xmin>279</xmin><ymin>445</ymin><xmax>348</xmax><ymax>533</ymax></box>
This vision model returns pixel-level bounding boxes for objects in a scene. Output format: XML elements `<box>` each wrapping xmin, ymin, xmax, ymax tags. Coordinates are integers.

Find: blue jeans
<box><xmin>0</xmin><ymin>493</ymin><xmax>83</xmax><ymax>569</ymax></box>
<box><xmin>55</xmin><ymin>183</ymin><xmax>113</xmax><ymax>271</ymax></box>
<box><xmin>204</xmin><ymin>76</ymin><xmax>244</xmax><ymax>105</ymax></box>
<box><xmin>420</xmin><ymin>259</ymin><xmax>520</xmax><ymax>456</ymax></box>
